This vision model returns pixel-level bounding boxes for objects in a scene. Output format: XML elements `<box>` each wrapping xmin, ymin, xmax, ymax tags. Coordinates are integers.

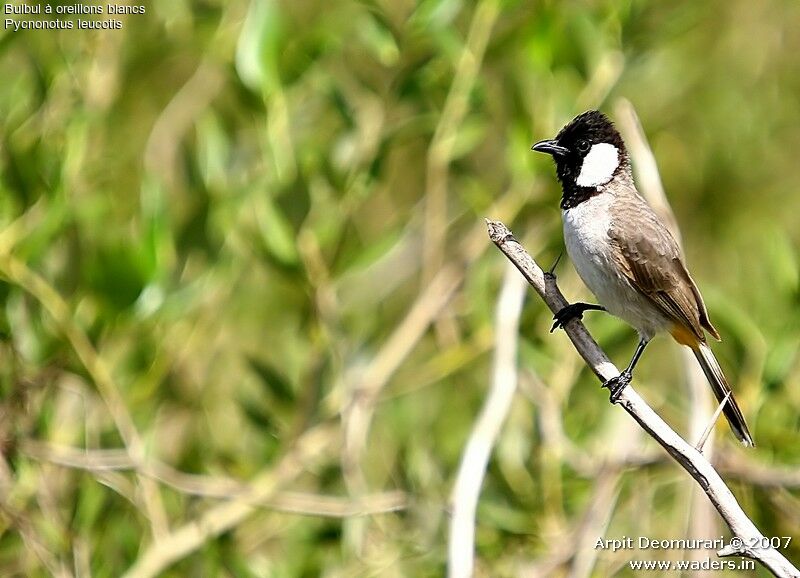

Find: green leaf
<box><xmin>246</xmin><ymin>355</ymin><xmax>295</xmax><ymax>404</ymax></box>
<box><xmin>235</xmin><ymin>0</ymin><xmax>284</xmax><ymax>95</ymax></box>
<box><xmin>254</xmin><ymin>194</ymin><xmax>299</xmax><ymax>266</ymax></box>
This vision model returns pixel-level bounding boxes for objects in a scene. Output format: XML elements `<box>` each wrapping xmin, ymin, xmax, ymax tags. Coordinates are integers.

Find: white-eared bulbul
<box><xmin>532</xmin><ymin>110</ymin><xmax>754</xmax><ymax>447</ymax></box>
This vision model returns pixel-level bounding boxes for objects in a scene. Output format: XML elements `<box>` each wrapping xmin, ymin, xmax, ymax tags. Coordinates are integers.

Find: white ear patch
<box><xmin>576</xmin><ymin>143</ymin><xmax>619</xmax><ymax>187</ymax></box>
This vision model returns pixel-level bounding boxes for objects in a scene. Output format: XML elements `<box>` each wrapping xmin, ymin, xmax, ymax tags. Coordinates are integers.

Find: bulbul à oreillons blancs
<box><xmin>532</xmin><ymin>110</ymin><xmax>754</xmax><ymax>447</ymax></box>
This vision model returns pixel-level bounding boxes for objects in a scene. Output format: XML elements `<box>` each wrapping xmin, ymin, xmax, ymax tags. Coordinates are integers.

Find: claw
<box><xmin>550</xmin><ymin>303</ymin><xmax>606</xmax><ymax>333</ymax></box>
<box><xmin>548</xmin><ymin>251</ymin><xmax>564</xmax><ymax>275</ymax></box>
<box><xmin>603</xmin><ymin>371</ymin><xmax>632</xmax><ymax>403</ymax></box>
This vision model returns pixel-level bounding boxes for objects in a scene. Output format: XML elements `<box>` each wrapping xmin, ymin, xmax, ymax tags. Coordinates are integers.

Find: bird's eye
<box><xmin>577</xmin><ymin>139</ymin><xmax>590</xmax><ymax>153</ymax></box>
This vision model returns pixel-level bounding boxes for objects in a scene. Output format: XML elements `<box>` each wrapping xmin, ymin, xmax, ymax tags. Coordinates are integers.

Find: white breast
<box><xmin>562</xmin><ymin>192</ymin><xmax>669</xmax><ymax>339</ymax></box>
<box><xmin>562</xmin><ymin>192</ymin><xmax>616</xmax><ymax>298</ymax></box>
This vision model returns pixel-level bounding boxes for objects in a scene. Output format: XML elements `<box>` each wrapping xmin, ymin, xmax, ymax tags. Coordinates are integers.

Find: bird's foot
<box><xmin>603</xmin><ymin>371</ymin><xmax>631</xmax><ymax>403</ymax></box>
<box><xmin>550</xmin><ymin>303</ymin><xmax>606</xmax><ymax>332</ymax></box>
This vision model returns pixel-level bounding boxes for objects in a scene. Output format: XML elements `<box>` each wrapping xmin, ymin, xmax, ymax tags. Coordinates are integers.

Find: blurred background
<box><xmin>1</xmin><ymin>0</ymin><xmax>799</xmax><ymax>576</ymax></box>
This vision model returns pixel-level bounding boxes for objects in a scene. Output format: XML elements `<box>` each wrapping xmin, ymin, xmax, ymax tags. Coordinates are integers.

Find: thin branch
<box><xmin>486</xmin><ymin>219</ymin><xmax>799</xmax><ymax>578</ymax></box>
<box><xmin>19</xmin><ymin>438</ymin><xmax>408</xmax><ymax>517</ymax></box>
<box><xmin>266</xmin><ymin>491</ymin><xmax>407</xmax><ymax>518</ymax></box>
<box><xmin>448</xmin><ymin>263</ymin><xmax>526</xmax><ymax>578</ymax></box>
<box><xmin>717</xmin><ymin>453</ymin><xmax>800</xmax><ymax>488</ymax></box>
<box><xmin>696</xmin><ymin>393</ymin><xmax>731</xmax><ymax>452</ymax></box>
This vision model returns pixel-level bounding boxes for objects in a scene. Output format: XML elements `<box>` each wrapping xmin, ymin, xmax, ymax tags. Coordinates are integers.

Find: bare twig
<box><xmin>265</xmin><ymin>491</ymin><xmax>407</xmax><ymax>518</ymax></box>
<box><xmin>486</xmin><ymin>219</ymin><xmax>799</xmax><ymax>578</ymax></box>
<box><xmin>448</xmin><ymin>263</ymin><xmax>526</xmax><ymax>578</ymax></box>
<box><xmin>20</xmin><ymin>438</ymin><xmax>408</xmax><ymax>517</ymax></box>
<box><xmin>696</xmin><ymin>393</ymin><xmax>731</xmax><ymax>452</ymax></box>
<box><xmin>717</xmin><ymin>453</ymin><xmax>800</xmax><ymax>488</ymax></box>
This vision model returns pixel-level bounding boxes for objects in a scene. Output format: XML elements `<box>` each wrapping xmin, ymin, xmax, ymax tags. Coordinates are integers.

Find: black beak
<box><xmin>531</xmin><ymin>139</ymin><xmax>569</xmax><ymax>157</ymax></box>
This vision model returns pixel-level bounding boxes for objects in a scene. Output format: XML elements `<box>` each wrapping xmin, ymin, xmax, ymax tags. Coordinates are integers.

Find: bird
<box><xmin>531</xmin><ymin>110</ymin><xmax>754</xmax><ymax>447</ymax></box>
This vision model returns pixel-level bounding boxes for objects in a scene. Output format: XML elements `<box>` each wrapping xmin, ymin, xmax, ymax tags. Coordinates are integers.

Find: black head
<box><xmin>532</xmin><ymin>111</ymin><xmax>629</xmax><ymax>209</ymax></box>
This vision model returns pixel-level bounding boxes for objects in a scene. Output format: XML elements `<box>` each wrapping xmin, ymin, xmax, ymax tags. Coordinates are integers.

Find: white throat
<box><xmin>576</xmin><ymin>143</ymin><xmax>619</xmax><ymax>187</ymax></box>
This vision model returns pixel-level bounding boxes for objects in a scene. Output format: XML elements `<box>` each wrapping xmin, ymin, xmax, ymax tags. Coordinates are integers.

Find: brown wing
<box><xmin>609</xmin><ymin>198</ymin><xmax>720</xmax><ymax>341</ymax></box>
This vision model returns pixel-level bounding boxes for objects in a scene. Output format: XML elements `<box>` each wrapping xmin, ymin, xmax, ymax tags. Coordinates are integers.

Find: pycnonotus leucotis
<box><xmin>532</xmin><ymin>110</ymin><xmax>753</xmax><ymax>447</ymax></box>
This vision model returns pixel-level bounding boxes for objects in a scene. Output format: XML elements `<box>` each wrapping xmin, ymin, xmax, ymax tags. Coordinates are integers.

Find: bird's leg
<box><xmin>550</xmin><ymin>303</ymin><xmax>607</xmax><ymax>332</ymax></box>
<box><xmin>604</xmin><ymin>338</ymin><xmax>649</xmax><ymax>403</ymax></box>
<box><xmin>547</xmin><ymin>251</ymin><xmax>564</xmax><ymax>274</ymax></box>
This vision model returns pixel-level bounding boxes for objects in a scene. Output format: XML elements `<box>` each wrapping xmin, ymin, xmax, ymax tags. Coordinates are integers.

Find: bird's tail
<box><xmin>692</xmin><ymin>342</ymin><xmax>754</xmax><ymax>447</ymax></box>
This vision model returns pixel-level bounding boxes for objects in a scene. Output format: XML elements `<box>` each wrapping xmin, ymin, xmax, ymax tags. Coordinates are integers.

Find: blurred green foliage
<box><xmin>0</xmin><ymin>0</ymin><xmax>799</xmax><ymax>576</ymax></box>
